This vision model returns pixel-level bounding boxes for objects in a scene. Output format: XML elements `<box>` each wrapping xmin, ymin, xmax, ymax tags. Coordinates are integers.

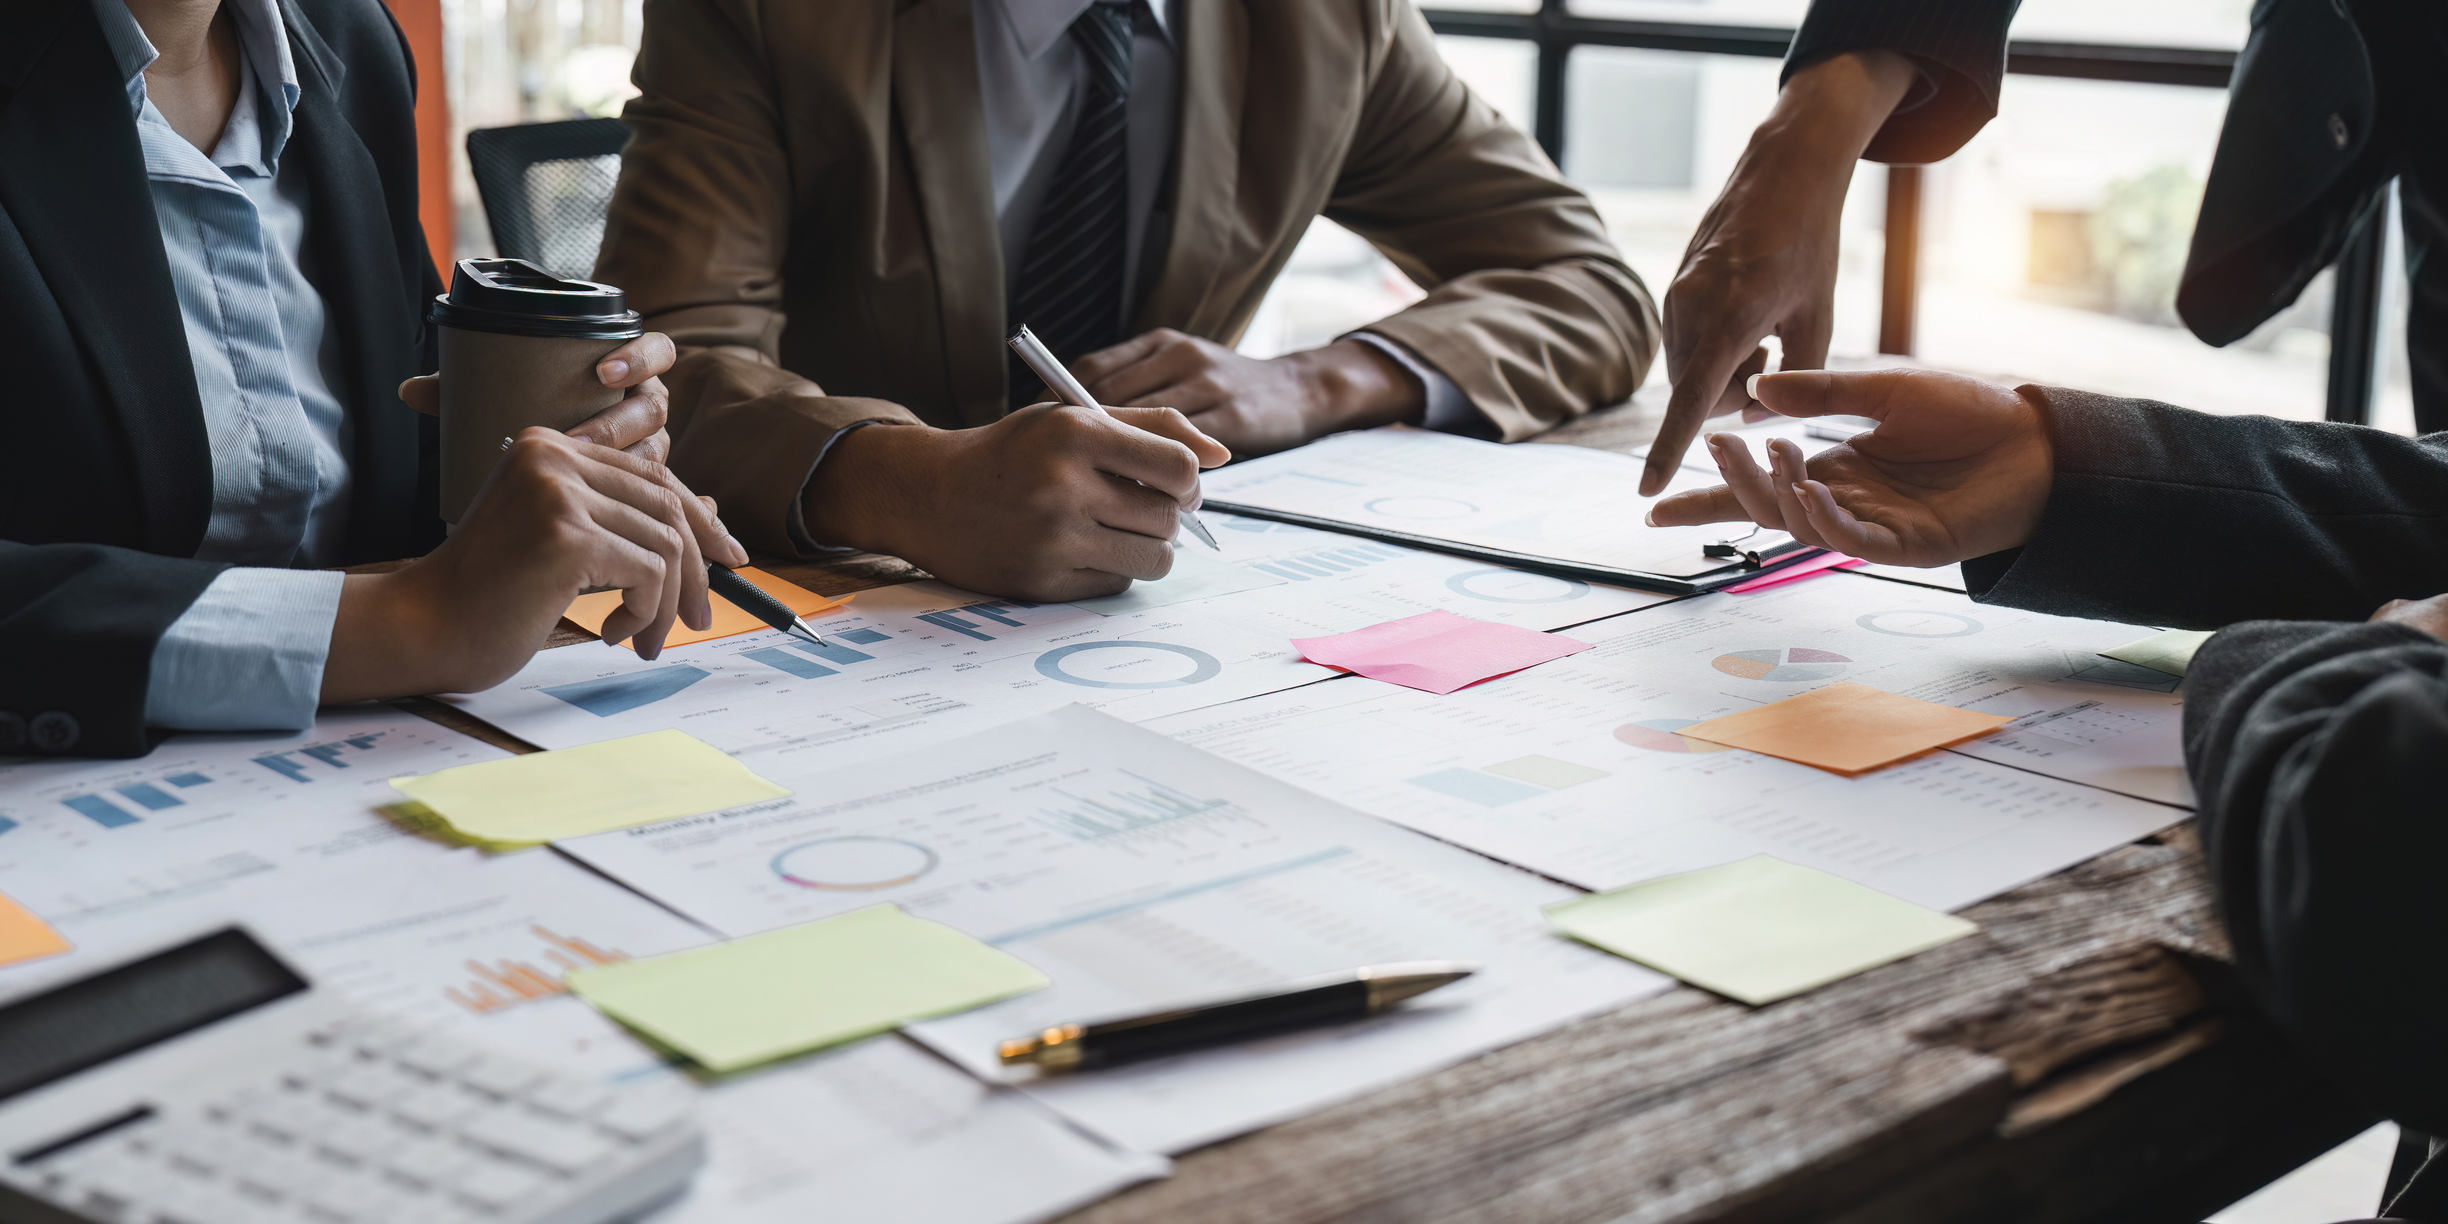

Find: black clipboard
<box><xmin>1204</xmin><ymin>500</ymin><xmax>1826</xmax><ymax>596</ymax></box>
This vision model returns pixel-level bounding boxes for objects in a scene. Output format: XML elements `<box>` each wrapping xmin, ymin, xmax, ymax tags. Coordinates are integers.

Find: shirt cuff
<box><xmin>143</xmin><ymin>567</ymin><xmax>344</xmax><ymax>732</ymax></box>
<box><xmin>1346</xmin><ymin>331</ymin><xmax>1496</xmax><ymax>440</ymax></box>
<box><xmin>786</xmin><ymin>419</ymin><xmax>891</xmax><ymax>554</ymax></box>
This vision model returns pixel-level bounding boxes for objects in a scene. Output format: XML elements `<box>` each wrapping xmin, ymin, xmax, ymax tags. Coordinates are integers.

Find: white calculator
<box><xmin>0</xmin><ymin>928</ymin><xmax>703</xmax><ymax>1224</ymax></box>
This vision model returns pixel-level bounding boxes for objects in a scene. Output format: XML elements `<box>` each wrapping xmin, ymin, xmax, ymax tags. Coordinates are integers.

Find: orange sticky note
<box><xmin>0</xmin><ymin>891</ymin><xmax>70</xmax><ymax>968</ymax></box>
<box><xmin>564</xmin><ymin>567</ymin><xmax>849</xmax><ymax>647</ymax></box>
<box><xmin>1677</xmin><ymin>683</ymin><xmax>2013</xmax><ymax>776</ymax></box>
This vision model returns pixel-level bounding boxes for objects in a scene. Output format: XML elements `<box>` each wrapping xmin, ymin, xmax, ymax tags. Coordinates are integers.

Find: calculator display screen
<box><xmin>0</xmin><ymin>929</ymin><xmax>306</xmax><ymax>1104</ymax></box>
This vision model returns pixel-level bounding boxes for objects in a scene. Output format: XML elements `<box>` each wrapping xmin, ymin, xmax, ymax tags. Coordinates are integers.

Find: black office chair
<box><xmin>464</xmin><ymin>118</ymin><xmax>630</xmax><ymax>282</ymax></box>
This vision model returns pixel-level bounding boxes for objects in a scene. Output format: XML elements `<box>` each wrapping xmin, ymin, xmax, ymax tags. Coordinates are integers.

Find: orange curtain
<box><xmin>382</xmin><ymin>0</ymin><xmax>453</xmax><ymax>277</ymax></box>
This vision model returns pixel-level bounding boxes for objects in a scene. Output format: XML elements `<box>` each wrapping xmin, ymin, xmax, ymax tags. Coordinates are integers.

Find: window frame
<box><xmin>1423</xmin><ymin>2</ymin><xmax>2383</xmax><ymax>424</ymax></box>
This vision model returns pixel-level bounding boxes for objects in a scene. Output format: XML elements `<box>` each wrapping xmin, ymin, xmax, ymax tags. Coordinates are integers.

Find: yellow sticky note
<box><xmin>1678</xmin><ymin>682</ymin><xmax>2012</xmax><ymax>776</ymax></box>
<box><xmin>2101</xmin><ymin>628</ymin><xmax>2214</xmax><ymax>677</ymax></box>
<box><xmin>0</xmin><ymin>891</ymin><xmax>70</xmax><ymax>968</ymax></box>
<box><xmin>388</xmin><ymin>730</ymin><xmax>789</xmax><ymax>850</ymax></box>
<box><xmin>1547</xmin><ymin>855</ymin><xmax>1974</xmax><ymax>1005</ymax></box>
<box><xmin>564</xmin><ymin>567</ymin><xmax>849</xmax><ymax>648</ymax></box>
<box><xmin>568</xmin><ymin>905</ymin><xmax>1048</xmax><ymax>1072</ymax></box>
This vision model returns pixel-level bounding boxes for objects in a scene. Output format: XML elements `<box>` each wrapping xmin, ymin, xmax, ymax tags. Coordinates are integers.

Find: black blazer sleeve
<box><xmin>0</xmin><ymin>543</ymin><xmax>226</xmax><ymax>758</ymax></box>
<box><xmin>1782</xmin><ymin>0</ymin><xmax>2021</xmax><ymax>164</ymax></box>
<box><xmin>2182</xmin><ymin>618</ymin><xmax>2448</xmax><ymax>1137</ymax></box>
<box><xmin>1960</xmin><ymin>387</ymin><xmax>2448</xmax><ymax>628</ymax></box>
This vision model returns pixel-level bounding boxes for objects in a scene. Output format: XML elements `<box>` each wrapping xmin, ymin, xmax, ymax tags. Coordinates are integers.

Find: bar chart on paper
<box><xmin>224</xmin><ymin>849</ymin><xmax>712</xmax><ymax>1080</ymax></box>
<box><xmin>450</xmin><ymin>581</ymin><xmax>1339</xmax><ymax>764</ymax></box>
<box><xmin>912</xmin><ymin>601</ymin><xmax>1036</xmax><ymax>642</ymax></box>
<box><xmin>250</xmin><ymin>730</ymin><xmax>393</xmax><ymax>783</ymax></box>
<box><xmin>1036</xmin><ymin>771</ymin><xmax>1231</xmax><ymax>840</ymax></box>
<box><xmin>0</xmin><ymin>710</ymin><xmax>510</xmax><ymax>929</ymax></box>
<box><xmin>41</xmin><ymin>733</ymin><xmax>397</xmax><ymax>831</ymax></box>
<box><xmin>445</xmin><ymin>924</ymin><xmax>632</xmax><ymax>1014</ymax></box>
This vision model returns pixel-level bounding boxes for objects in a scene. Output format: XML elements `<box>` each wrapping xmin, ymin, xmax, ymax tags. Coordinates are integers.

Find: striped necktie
<box><xmin>1008</xmin><ymin>0</ymin><xmax>1134</xmax><ymax>406</ymax></box>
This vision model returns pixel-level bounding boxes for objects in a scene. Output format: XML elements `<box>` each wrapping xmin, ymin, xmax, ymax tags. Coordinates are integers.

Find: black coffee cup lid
<box><xmin>430</xmin><ymin>258</ymin><xmax>644</xmax><ymax>340</ymax></box>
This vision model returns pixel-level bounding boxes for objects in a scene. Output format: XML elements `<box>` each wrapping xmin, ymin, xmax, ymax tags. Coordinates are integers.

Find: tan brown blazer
<box><xmin>599</xmin><ymin>0</ymin><xmax>1659</xmax><ymax>557</ymax></box>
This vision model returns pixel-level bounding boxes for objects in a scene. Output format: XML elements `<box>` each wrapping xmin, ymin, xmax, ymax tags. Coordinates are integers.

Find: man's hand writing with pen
<box><xmin>798</xmin><ymin>404</ymin><xmax>1232</xmax><ymax>603</ymax></box>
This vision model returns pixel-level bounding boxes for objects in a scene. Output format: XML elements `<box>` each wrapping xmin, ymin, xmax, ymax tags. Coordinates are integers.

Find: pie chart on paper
<box><xmin>1711</xmin><ymin>647</ymin><xmax>1850</xmax><ymax>682</ymax></box>
<box><xmin>1613</xmin><ymin>719</ymin><xmax>1735</xmax><ymax>754</ymax></box>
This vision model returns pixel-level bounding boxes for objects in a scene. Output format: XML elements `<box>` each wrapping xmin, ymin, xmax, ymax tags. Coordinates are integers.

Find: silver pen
<box><xmin>1008</xmin><ymin>325</ymin><xmax>1222</xmax><ymax>551</ymax></box>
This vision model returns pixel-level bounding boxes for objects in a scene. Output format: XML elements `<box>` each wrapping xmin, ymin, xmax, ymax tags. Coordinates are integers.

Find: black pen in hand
<box><xmin>706</xmin><ymin>564</ymin><xmax>828</xmax><ymax>647</ymax></box>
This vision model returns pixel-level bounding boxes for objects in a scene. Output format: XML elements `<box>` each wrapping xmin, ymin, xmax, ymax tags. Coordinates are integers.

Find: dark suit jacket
<box><xmin>1959</xmin><ymin>388</ymin><xmax>2448</xmax><ymax>1217</ymax></box>
<box><xmin>1786</xmin><ymin>0</ymin><xmax>2429</xmax><ymax>368</ymax></box>
<box><xmin>2182</xmin><ymin>618</ymin><xmax>2448</xmax><ymax>1220</ymax></box>
<box><xmin>0</xmin><ymin>0</ymin><xmax>443</xmax><ymax>758</ymax></box>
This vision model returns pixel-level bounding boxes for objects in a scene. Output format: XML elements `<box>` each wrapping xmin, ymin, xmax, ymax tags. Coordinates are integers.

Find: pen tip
<box><xmin>1183</xmin><ymin>514</ymin><xmax>1221</xmax><ymax>551</ymax></box>
<box><xmin>1362</xmin><ymin>962</ymin><xmax>1477</xmax><ymax>1010</ymax></box>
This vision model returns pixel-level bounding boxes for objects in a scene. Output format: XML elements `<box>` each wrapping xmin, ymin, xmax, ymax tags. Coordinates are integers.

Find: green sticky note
<box><xmin>1545</xmin><ymin>855</ymin><xmax>1974</xmax><ymax>1005</ymax></box>
<box><xmin>388</xmin><ymin>729</ymin><xmax>789</xmax><ymax>850</ymax></box>
<box><xmin>2100</xmin><ymin>628</ymin><xmax>2215</xmax><ymax>677</ymax></box>
<box><xmin>568</xmin><ymin>905</ymin><xmax>1049</xmax><ymax>1072</ymax></box>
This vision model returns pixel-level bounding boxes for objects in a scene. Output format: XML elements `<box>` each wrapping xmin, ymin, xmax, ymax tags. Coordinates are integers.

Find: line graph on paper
<box><xmin>443</xmin><ymin>925</ymin><xmax>629</xmax><ymax>1014</ymax></box>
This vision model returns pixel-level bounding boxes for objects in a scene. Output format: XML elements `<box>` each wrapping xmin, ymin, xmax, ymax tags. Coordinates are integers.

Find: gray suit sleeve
<box><xmin>1782</xmin><ymin>0</ymin><xmax>2021</xmax><ymax>164</ymax></box>
<box><xmin>2182</xmin><ymin>619</ymin><xmax>2448</xmax><ymax>1137</ymax></box>
<box><xmin>1962</xmin><ymin>387</ymin><xmax>2448</xmax><ymax>628</ymax></box>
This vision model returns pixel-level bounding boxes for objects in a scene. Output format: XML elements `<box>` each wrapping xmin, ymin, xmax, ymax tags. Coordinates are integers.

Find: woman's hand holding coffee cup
<box><xmin>319</xmin><ymin>427</ymin><xmax>751</xmax><ymax>705</ymax></box>
<box><xmin>398</xmin><ymin>331</ymin><xmax>673</xmax><ymax>455</ymax></box>
<box><xmin>398</xmin><ymin>330</ymin><xmax>736</xmax><ymax>569</ymax></box>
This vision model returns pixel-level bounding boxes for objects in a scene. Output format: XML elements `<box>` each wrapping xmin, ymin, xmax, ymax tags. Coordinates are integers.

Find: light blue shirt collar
<box><xmin>91</xmin><ymin>0</ymin><xmax>301</xmax><ymax>173</ymax></box>
<box><xmin>1001</xmin><ymin>0</ymin><xmax>1171</xmax><ymax>62</ymax></box>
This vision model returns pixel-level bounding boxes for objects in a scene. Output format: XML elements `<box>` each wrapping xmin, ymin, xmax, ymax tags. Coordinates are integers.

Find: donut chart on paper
<box><xmin>1443</xmin><ymin>569</ymin><xmax>1590</xmax><ymax>604</ymax></box>
<box><xmin>1034</xmin><ymin>641</ymin><xmax>1225</xmax><ymax>689</ymax></box>
<box><xmin>1855</xmin><ymin>610</ymin><xmax>1984</xmax><ymax>638</ymax></box>
<box><xmin>771</xmin><ymin>837</ymin><xmax>939</xmax><ymax>891</ymax></box>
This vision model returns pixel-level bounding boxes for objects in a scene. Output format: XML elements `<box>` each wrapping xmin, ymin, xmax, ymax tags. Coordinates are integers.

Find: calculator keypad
<box><xmin>10</xmin><ymin>1015</ymin><xmax>694</xmax><ymax>1224</ymax></box>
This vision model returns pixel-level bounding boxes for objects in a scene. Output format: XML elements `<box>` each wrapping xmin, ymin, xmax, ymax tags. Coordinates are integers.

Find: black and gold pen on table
<box><xmin>998</xmin><ymin>961</ymin><xmax>1477</xmax><ymax>1073</ymax></box>
<box><xmin>706</xmin><ymin>564</ymin><xmax>828</xmax><ymax>647</ymax></box>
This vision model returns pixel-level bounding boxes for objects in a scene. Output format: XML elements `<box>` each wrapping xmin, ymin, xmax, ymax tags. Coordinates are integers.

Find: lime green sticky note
<box><xmin>1545</xmin><ymin>856</ymin><xmax>1974</xmax><ymax>1005</ymax></box>
<box><xmin>567</xmin><ymin>905</ymin><xmax>1049</xmax><ymax>1072</ymax></box>
<box><xmin>2101</xmin><ymin>628</ymin><xmax>2214</xmax><ymax>677</ymax></box>
<box><xmin>388</xmin><ymin>729</ymin><xmax>788</xmax><ymax>850</ymax></box>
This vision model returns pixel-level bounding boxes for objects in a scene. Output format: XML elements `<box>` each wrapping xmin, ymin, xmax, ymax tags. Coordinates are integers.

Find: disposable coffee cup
<box><xmin>431</xmin><ymin>258</ymin><xmax>644</xmax><ymax>524</ymax></box>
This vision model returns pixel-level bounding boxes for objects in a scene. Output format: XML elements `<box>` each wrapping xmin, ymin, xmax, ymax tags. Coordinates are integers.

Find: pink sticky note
<box><xmin>1724</xmin><ymin>552</ymin><xmax>1865</xmax><ymax>594</ymax></box>
<box><xmin>1292</xmin><ymin>610</ymin><xmax>1591</xmax><ymax>695</ymax></box>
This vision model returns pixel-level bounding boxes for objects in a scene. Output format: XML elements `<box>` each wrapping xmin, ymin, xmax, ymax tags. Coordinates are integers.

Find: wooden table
<box><xmin>398</xmin><ymin>393</ymin><xmax>2375</xmax><ymax>1224</ymax></box>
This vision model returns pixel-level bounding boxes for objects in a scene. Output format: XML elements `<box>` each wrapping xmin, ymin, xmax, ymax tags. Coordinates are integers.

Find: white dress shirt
<box><xmin>95</xmin><ymin>0</ymin><xmax>349</xmax><ymax>731</ymax></box>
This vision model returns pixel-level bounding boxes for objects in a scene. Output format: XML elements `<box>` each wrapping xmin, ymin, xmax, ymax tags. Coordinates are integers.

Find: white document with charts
<box><xmin>1150</xmin><ymin>572</ymin><xmax>2190</xmax><ymax>915</ymax></box>
<box><xmin>1202</xmin><ymin>426</ymin><xmax>1796</xmax><ymax>582</ymax></box>
<box><xmin>446</xmin><ymin>514</ymin><xmax>1664</xmax><ymax>769</ymax></box>
<box><xmin>0</xmin><ymin>708</ymin><xmax>1167</xmax><ymax>1224</ymax></box>
<box><xmin>555</xmin><ymin>705</ymin><xmax>1666</xmax><ymax>1155</ymax></box>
